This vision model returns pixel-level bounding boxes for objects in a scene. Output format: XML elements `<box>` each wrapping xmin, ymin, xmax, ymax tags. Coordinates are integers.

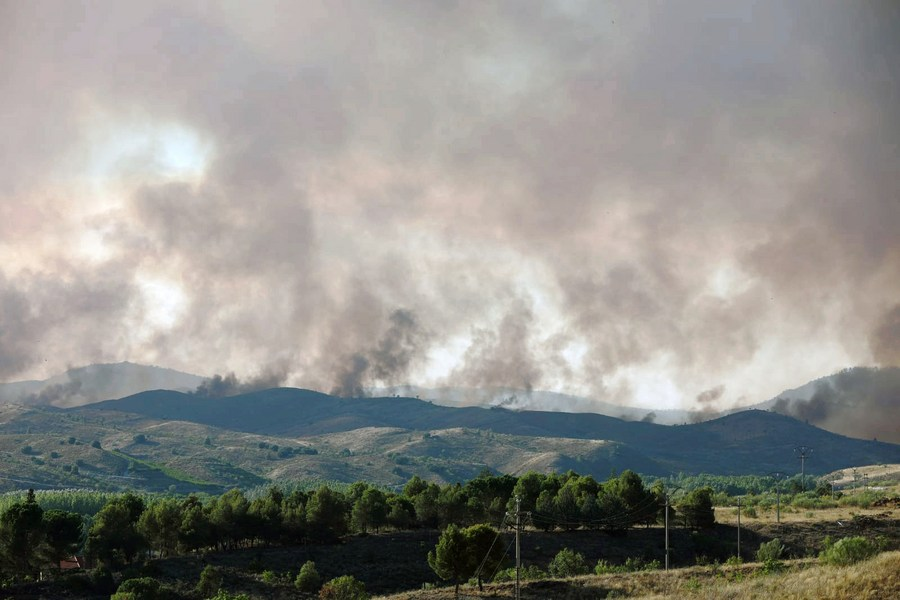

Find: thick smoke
<box><xmin>192</xmin><ymin>367</ymin><xmax>288</xmax><ymax>399</ymax></box>
<box><xmin>870</xmin><ymin>304</ymin><xmax>900</xmax><ymax>368</ymax></box>
<box><xmin>690</xmin><ymin>385</ymin><xmax>726</xmax><ymax>423</ymax></box>
<box><xmin>771</xmin><ymin>367</ymin><xmax>900</xmax><ymax>444</ymax></box>
<box><xmin>1</xmin><ymin>1</ymin><xmax>899</xmax><ymax>418</ymax></box>
<box><xmin>23</xmin><ymin>378</ymin><xmax>83</xmax><ymax>407</ymax></box>
<box><xmin>331</xmin><ymin>309</ymin><xmax>428</xmax><ymax>397</ymax></box>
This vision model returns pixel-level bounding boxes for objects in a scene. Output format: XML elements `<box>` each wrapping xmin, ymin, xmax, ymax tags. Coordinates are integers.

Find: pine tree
<box><xmin>427</xmin><ymin>524</ymin><xmax>471</xmax><ymax>598</ymax></box>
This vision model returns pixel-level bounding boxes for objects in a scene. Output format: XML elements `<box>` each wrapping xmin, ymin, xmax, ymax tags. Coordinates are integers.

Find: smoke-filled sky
<box><xmin>2</xmin><ymin>1</ymin><xmax>899</xmax><ymax>412</ymax></box>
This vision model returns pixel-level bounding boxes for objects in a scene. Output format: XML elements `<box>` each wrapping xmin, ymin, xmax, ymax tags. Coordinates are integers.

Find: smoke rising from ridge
<box><xmin>771</xmin><ymin>367</ymin><xmax>900</xmax><ymax>444</ymax></box>
<box><xmin>1</xmin><ymin>1</ymin><xmax>899</xmax><ymax>423</ymax></box>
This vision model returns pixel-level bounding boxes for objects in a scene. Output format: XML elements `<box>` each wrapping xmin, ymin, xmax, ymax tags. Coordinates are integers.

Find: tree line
<box><xmin>0</xmin><ymin>469</ymin><xmax>715</xmax><ymax>581</ymax></box>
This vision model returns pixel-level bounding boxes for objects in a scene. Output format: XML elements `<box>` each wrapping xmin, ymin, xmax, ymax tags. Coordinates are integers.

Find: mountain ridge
<box><xmin>80</xmin><ymin>387</ymin><xmax>900</xmax><ymax>477</ymax></box>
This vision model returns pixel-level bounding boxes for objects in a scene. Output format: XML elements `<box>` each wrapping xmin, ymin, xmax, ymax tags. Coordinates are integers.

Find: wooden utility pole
<box><xmin>515</xmin><ymin>495</ymin><xmax>521</xmax><ymax>600</ymax></box>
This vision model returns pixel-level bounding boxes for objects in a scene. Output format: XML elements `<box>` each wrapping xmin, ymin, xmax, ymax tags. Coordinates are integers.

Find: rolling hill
<box><xmin>1</xmin><ymin>384</ymin><xmax>898</xmax><ymax>494</ymax></box>
<box><xmin>74</xmin><ymin>388</ymin><xmax>900</xmax><ymax>477</ymax></box>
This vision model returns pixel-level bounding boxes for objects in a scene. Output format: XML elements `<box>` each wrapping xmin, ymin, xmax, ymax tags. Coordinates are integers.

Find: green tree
<box><xmin>138</xmin><ymin>497</ymin><xmax>182</xmax><ymax>557</ymax></box>
<box><xmin>295</xmin><ymin>560</ymin><xmax>322</xmax><ymax>592</ymax></box>
<box><xmin>0</xmin><ymin>489</ymin><xmax>45</xmax><ymax>578</ymax></box>
<box><xmin>463</xmin><ymin>524</ymin><xmax>504</xmax><ymax>591</ymax></box>
<box><xmin>306</xmin><ymin>486</ymin><xmax>348</xmax><ymax>541</ymax></box>
<box><xmin>207</xmin><ymin>489</ymin><xmax>252</xmax><ymax>549</ymax></box>
<box><xmin>40</xmin><ymin>509</ymin><xmax>84</xmax><ymax>573</ymax></box>
<box><xmin>412</xmin><ymin>483</ymin><xmax>441</xmax><ymax>528</ymax></box>
<box><xmin>548</xmin><ymin>547</ymin><xmax>589</xmax><ymax>577</ymax></box>
<box><xmin>248</xmin><ymin>486</ymin><xmax>283</xmax><ymax>546</ymax></box>
<box><xmin>508</xmin><ymin>472</ymin><xmax>544</xmax><ymax>514</ymax></box>
<box><xmin>427</xmin><ymin>524</ymin><xmax>471</xmax><ymax>597</ymax></box>
<box><xmin>318</xmin><ymin>574</ymin><xmax>368</xmax><ymax>600</ymax></box>
<box><xmin>351</xmin><ymin>488</ymin><xmax>388</xmax><ymax>533</ymax></box>
<box><xmin>179</xmin><ymin>495</ymin><xmax>214</xmax><ymax>553</ymax></box>
<box><xmin>679</xmin><ymin>487</ymin><xmax>716</xmax><ymax>529</ymax></box>
<box><xmin>87</xmin><ymin>493</ymin><xmax>146</xmax><ymax>566</ymax></box>
<box><xmin>385</xmin><ymin>495</ymin><xmax>415</xmax><ymax>530</ymax></box>
<box><xmin>281</xmin><ymin>492</ymin><xmax>307</xmax><ymax>544</ymax></box>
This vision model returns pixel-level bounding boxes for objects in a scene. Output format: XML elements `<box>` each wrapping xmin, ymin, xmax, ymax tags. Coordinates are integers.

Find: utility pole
<box><xmin>515</xmin><ymin>495</ymin><xmax>521</xmax><ymax>600</ymax></box>
<box><xmin>664</xmin><ymin>494</ymin><xmax>670</xmax><ymax>571</ymax></box>
<box><xmin>769</xmin><ymin>472</ymin><xmax>785</xmax><ymax>524</ymax></box>
<box><xmin>736</xmin><ymin>497</ymin><xmax>741</xmax><ymax>560</ymax></box>
<box><xmin>505</xmin><ymin>496</ymin><xmax>529</xmax><ymax>600</ymax></box>
<box><xmin>795</xmin><ymin>446</ymin><xmax>813</xmax><ymax>491</ymax></box>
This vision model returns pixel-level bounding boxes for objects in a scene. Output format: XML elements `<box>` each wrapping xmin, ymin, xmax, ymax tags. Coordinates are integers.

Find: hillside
<box><xmin>759</xmin><ymin>366</ymin><xmax>900</xmax><ymax>444</ymax></box>
<box><xmin>1</xmin><ymin>387</ymin><xmax>898</xmax><ymax>493</ymax></box>
<box><xmin>0</xmin><ymin>362</ymin><xmax>204</xmax><ymax>407</ymax></box>
<box><xmin>74</xmin><ymin>389</ymin><xmax>900</xmax><ymax>478</ymax></box>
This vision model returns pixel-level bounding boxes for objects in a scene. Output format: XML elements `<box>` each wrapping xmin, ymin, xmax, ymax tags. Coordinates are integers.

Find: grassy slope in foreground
<box><xmin>378</xmin><ymin>551</ymin><xmax>900</xmax><ymax>600</ymax></box>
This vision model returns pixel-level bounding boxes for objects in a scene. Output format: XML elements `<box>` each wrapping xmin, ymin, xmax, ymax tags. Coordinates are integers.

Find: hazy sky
<box><xmin>1</xmin><ymin>1</ymin><xmax>898</xmax><ymax>411</ymax></box>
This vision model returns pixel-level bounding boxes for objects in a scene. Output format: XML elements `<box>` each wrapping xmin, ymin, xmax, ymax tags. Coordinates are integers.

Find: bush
<box><xmin>261</xmin><ymin>570</ymin><xmax>278</xmax><ymax>583</ymax></box>
<box><xmin>819</xmin><ymin>536</ymin><xmax>879</xmax><ymax>566</ymax></box>
<box><xmin>493</xmin><ymin>565</ymin><xmax>547</xmax><ymax>582</ymax></box>
<box><xmin>91</xmin><ymin>440</ymin><xmax>102</xmax><ymax>449</ymax></box>
<box><xmin>113</xmin><ymin>577</ymin><xmax>163</xmax><ymax>600</ymax></box>
<box><xmin>756</xmin><ymin>538</ymin><xmax>785</xmax><ymax>574</ymax></box>
<box><xmin>295</xmin><ymin>560</ymin><xmax>322</xmax><ymax>592</ymax></box>
<box><xmin>756</xmin><ymin>538</ymin><xmax>784</xmax><ymax>563</ymax></box>
<box><xmin>548</xmin><ymin>548</ymin><xmax>589</xmax><ymax>577</ymax></box>
<box><xmin>319</xmin><ymin>575</ymin><xmax>368</xmax><ymax>600</ymax></box>
<box><xmin>196</xmin><ymin>565</ymin><xmax>223</xmax><ymax>597</ymax></box>
<box><xmin>90</xmin><ymin>566</ymin><xmax>116</xmax><ymax>595</ymax></box>
<box><xmin>206</xmin><ymin>592</ymin><xmax>251</xmax><ymax>600</ymax></box>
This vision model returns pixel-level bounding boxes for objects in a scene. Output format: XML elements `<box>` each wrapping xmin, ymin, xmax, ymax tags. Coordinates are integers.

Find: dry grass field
<box><xmin>376</xmin><ymin>551</ymin><xmax>900</xmax><ymax>600</ymax></box>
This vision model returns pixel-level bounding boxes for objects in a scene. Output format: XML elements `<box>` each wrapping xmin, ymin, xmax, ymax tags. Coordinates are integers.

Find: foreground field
<box><xmin>378</xmin><ymin>551</ymin><xmax>900</xmax><ymax>600</ymax></box>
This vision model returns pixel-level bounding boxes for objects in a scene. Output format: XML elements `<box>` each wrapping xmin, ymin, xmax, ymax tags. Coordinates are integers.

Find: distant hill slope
<box><xmin>0</xmin><ymin>362</ymin><xmax>205</xmax><ymax>407</ymax></box>
<box><xmin>756</xmin><ymin>366</ymin><xmax>900</xmax><ymax>444</ymax></box>
<box><xmin>373</xmin><ymin>385</ymin><xmax>694</xmax><ymax>424</ymax></box>
<box><xmin>82</xmin><ymin>388</ymin><xmax>900</xmax><ymax>476</ymax></box>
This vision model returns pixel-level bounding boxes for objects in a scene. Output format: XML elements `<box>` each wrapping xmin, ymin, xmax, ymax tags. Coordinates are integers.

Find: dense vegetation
<box><xmin>1</xmin><ymin>466</ymin><xmax>896</xmax><ymax>599</ymax></box>
<box><xmin>0</xmin><ymin>469</ymin><xmax>706</xmax><ymax>580</ymax></box>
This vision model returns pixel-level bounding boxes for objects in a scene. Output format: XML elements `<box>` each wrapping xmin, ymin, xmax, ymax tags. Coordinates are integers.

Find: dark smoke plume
<box><xmin>330</xmin><ymin>309</ymin><xmax>428</xmax><ymax>397</ymax></box>
<box><xmin>771</xmin><ymin>367</ymin><xmax>900</xmax><ymax>443</ymax></box>
<box><xmin>690</xmin><ymin>385</ymin><xmax>725</xmax><ymax>423</ymax></box>
<box><xmin>1</xmin><ymin>2</ymin><xmax>898</xmax><ymax>419</ymax></box>
<box><xmin>23</xmin><ymin>378</ymin><xmax>83</xmax><ymax>406</ymax></box>
<box><xmin>192</xmin><ymin>368</ymin><xmax>287</xmax><ymax>399</ymax></box>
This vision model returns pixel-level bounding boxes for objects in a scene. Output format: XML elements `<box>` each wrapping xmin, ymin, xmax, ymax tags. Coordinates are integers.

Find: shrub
<box><xmin>319</xmin><ymin>575</ymin><xmax>368</xmax><ymax>600</ymax></box>
<box><xmin>756</xmin><ymin>538</ymin><xmax>785</xmax><ymax>574</ymax></box>
<box><xmin>90</xmin><ymin>566</ymin><xmax>116</xmax><ymax>595</ymax></box>
<box><xmin>261</xmin><ymin>569</ymin><xmax>278</xmax><ymax>583</ymax></box>
<box><xmin>548</xmin><ymin>548</ymin><xmax>589</xmax><ymax>577</ymax></box>
<box><xmin>91</xmin><ymin>440</ymin><xmax>102</xmax><ymax>449</ymax></box>
<box><xmin>295</xmin><ymin>560</ymin><xmax>322</xmax><ymax>592</ymax></box>
<box><xmin>493</xmin><ymin>565</ymin><xmax>547</xmax><ymax>582</ymax></box>
<box><xmin>113</xmin><ymin>577</ymin><xmax>163</xmax><ymax>600</ymax></box>
<box><xmin>207</xmin><ymin>592</ymin><xmax>251</xmax><ymax>600</ymax></box>
<box><xmin>756</xmin><ymin>538</ymin><xmax>784</xmax><ymax>563</ymax></box>
<box><xmin>196</xmin><ymin>565</ymin><xmax>223</xmax><ymax>597</ymax></box>
<box><xmin>819</xmin><ymin>536</ymin><xmax>879</xmax><ymax>566</ymax></box>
